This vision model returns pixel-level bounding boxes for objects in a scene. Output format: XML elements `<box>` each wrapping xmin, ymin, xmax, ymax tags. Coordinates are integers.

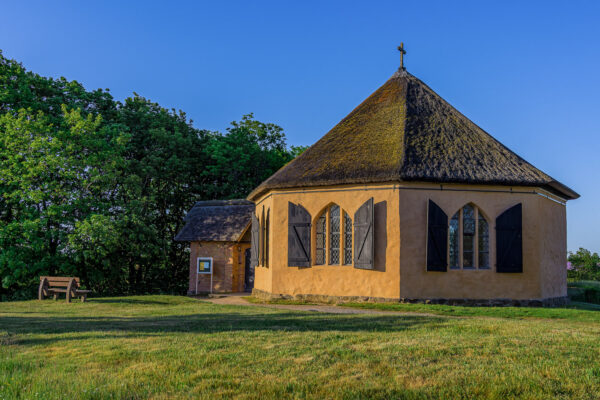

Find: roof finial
<box><xmin>397</xmin><ymin>43</ymin><xmax>406</xmax><ymax>70</ymax></box>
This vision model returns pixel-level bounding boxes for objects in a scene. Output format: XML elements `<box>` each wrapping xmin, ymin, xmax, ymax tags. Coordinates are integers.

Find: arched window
<box><xmin>315</xmin><ymin>204</ymin><xmax>347</xmax><ymax>266</ymax></box>
<box><xmin>449</xmin><ymin>204</ymin><xmax>490</xmax><ymax>269</ymax></box>
<box><xmin>343</xmin><ymin>211</ymin><xmax>352</xmax><ymax>265</ymax></box>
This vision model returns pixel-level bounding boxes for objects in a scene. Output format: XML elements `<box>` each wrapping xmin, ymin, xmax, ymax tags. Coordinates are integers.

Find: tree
<box><xmin>0</xmin><ymin>107</ymin><xmax>127</xmax><ymax>299</ymax></box>
<box><xmin>111</xmin><ymin>95</ymin><xmax>211</xmax><ymax>294</ymax></box>
<box><xmin>0</xmin><ymin>51</ymin><xmax>306</xmax><ymax>300</ymax></box>
<box><xmin>203</xmin><ymin>113</ymin><xmax>295</xmax><ymax>199</ymax></box>
<box><xmin>568</xmin><ymin>248</ymin><xmax>600</xmax><ymax>281</ymax></box>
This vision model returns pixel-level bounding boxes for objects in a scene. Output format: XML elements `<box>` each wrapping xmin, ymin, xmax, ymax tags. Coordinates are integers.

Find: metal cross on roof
<box><xmin>397</xmin><ymin>43</ymin><xmax>406</xmax><ymax>70</ymax></box>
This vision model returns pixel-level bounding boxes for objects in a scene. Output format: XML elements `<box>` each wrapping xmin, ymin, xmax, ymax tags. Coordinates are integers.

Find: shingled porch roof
<box><xmin>248</xmin><ymin>70</ymin><xmax>578</xmax><ymax>201</ymax></box>
<box><xmin>175</xmin><ymin>200</ymin><xmax>254</xmax><ymax>242</ymax></box>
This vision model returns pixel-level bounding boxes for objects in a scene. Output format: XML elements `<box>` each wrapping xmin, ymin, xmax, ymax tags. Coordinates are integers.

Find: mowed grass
<box><xmin>339</xmin><ymin>301</ymin><xmax>600</xmax><ymax>322</ymax></box>
<box><xmin>1</xmin><ymin>296</ymin><xmax>600</xmax><ymax>399</ymax></box>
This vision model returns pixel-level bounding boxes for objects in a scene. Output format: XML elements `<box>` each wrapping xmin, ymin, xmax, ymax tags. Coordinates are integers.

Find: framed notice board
<box><xmin>196</xmin><ymin>257</ymin><xmax>214</xmax><ymax>294</ymax></box>
<box><xmin>197</xmin><ymin>257</ymin><xmax>213</xmax><ymax>274</ymax></box>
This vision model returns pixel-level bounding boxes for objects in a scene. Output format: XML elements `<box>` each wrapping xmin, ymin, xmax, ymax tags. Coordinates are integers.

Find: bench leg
<box><xmin>53</xmin><ymin>293</ymin><xmax>58</xmax><ymax>300</ymax></box>
<box><xmin>38</xmin><ymin>278</ymin><xmax>48</xmax><ymax>300</ymax></box>
<box><xmin>80</xmin><ymin>294</ymin><xmax>87</xmax><ymax>303</ymax></box>
<box><xmin>66</xmin><ymin>279</ymin><xmax>75</xmax><ymax>303</ymax></box>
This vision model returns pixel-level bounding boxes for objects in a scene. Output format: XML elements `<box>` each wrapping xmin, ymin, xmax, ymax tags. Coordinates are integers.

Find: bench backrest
<box><xmin>40</xmin><ymin>276</ymin><xmax>81</xmax><ymax>288</ymax></box>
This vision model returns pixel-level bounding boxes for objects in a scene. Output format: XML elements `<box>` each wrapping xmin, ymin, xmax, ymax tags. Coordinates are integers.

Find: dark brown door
<box><xmin>244</xmin><ymin>248</ymin><xmax>254</xmax><ymax>292</ymax></box>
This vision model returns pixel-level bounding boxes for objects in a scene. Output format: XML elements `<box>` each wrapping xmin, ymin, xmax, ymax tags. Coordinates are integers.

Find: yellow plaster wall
<box><xmin>253</xmin><ymin>184</ymin><xmax>401</xmax><ymax>299</ymax></box>
<box><xmin>253</xmin><ymin>195</ymin><xmax>275</xmax><ymax>294</ymax></box>
<box><xmin>253</xmin><ymin>182</ymin><xmax>567</xmax><ymax>301</ymax></box>
<box><xmin>538</xmin><ymin>196</ymin><xmax>568</xmax><ymax>298</ymax></box>
<box><xmin>398</xmin><ymin>183</ymin><xmax>567</xmax><ymax>300</ymax></box>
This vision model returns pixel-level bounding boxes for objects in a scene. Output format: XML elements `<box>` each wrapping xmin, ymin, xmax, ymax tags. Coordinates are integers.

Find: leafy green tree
<box><xmin>203</xmin><ymin>113</ymin><xmax>295</xmax><ymax>199</ymax></box>
<box><xmin>568</xmin><ymin>248</ymin><xmax>600</xmax><ymax>281</ymax></box>
<box><xmin>112</xmin><ymin>95</ymin><xmax>211</xmax><ymax>294</ymax></box>
<box><xmin>0</xmin><ymin>107</ymin><xmax>127</xmax><ymax>299</ymax></box>
<box><xmin>0</xmin><ymin>51</ymin><xmax>305</xmax><ymax>300</ymax></box>
<box><xmin>289</xmin><ymin>145</ymin><xmax>309</xmax><ymax>158</ymax></box>
<box><xmin>0</xmin><ymin>50</ymin><xmax>117</xmax><ymax>125</ymax></box>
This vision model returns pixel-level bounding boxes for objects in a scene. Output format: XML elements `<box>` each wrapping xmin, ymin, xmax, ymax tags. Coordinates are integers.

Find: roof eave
<box><xmin>235</xmin><ymin>221</ymin><xmax>252</xmax><ymax>242</ymax></box>
<box><xmin>545</xmin><ymin>181</ymin><xmax>580</xmax><ymax>200</ymax></box>
<box><xmin>249</xmin><ymin>179</ymin><xmax>580</xmax><ymax>203</ymax></box>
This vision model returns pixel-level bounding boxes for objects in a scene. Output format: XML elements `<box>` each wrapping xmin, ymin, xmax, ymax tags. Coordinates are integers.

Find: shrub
<box><xmin>568</xmin><ymin>281</ymin><xmax>600</xmax><ymax>305</ymax></box>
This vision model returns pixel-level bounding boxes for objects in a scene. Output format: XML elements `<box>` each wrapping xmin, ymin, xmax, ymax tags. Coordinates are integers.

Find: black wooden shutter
<box><xmin>496</xmin><ymin>203</ymin><xmax>523</xmax><ymax>273</ymax></box>
<box><xmin>250</xmin><ymin>213</ymin><xmax>260</xmax><ymax>268</ymax></box>
<box><xmin>288</xmin><ymin>202</ymin><xmax>311</xmax><ymax>267</ymax></box>
<box><xmin>260</xmin><ymin>207</ymin><xmax>265</xmax><ymax>266</ymax></box>
<box><xmin>354</xmin><ymin>198</ymin><xmax>374</xmax><ymax>270</ymax></box>
<box><xmin>427</xmin><ymin>200</ymin><xmax>448</xmax><ymax>271</ymax></box>
<box><xmin>265</xmin><ymin>209</ymin><xmax>270</xmax><ymax>267</ymax></box>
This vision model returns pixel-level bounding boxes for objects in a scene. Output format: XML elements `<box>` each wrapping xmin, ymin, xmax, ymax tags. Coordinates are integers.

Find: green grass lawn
<box><xmin>2</xmin><ymin>296</ymin><xmax>600</xmax><ymax>399</ymax></box>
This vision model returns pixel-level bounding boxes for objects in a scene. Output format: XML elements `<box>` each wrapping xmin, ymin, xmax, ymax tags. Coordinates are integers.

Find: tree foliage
<box><xmin>203</xmin><ymin>113</ymin><xmax>295</xmax><ymax>199</ymax></box>
<box><xmin>568</xmin><ymin>248</ymin><xmax>600</xmax><ymax>282</ymax></box>
<box><xmin>0</xmin><ymin>51</ymin><xmax>302</xmax><ymax>300</ymax></box>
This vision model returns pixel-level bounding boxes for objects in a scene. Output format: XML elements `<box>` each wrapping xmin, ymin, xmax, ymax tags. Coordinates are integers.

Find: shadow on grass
<box><xmin>90</xmin><ymin>298</ymin><xmax>178</xmax><ymax>305</ymax></box>
<box><xmin>1</xmin><ymin>311</ymin><xmax>446</xmax><ymax>342</ymax></box>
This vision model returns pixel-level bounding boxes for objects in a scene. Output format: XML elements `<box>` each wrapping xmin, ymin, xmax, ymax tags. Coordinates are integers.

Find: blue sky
<box><xmin>2</xmin><ymin>0</ymin><xmax>599</xmax><ymax>253</ymax></box>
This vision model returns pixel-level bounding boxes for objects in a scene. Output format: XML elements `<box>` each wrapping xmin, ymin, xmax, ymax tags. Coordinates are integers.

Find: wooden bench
<box><xmin>38</xmin><ymin>277</ymin><xmax>91</xmax><ymax>303</ymax></box>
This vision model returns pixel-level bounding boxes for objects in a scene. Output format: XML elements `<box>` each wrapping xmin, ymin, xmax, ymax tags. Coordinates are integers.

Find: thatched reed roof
<box><xmin>175</xmin><ymin>200</ymin><xmax>253</xmax><ymax>242</ymax></box>
<box><xmin>248</xmin><ymin>70</ymin><xmax>578</xmax><ymax>200</ymax></box>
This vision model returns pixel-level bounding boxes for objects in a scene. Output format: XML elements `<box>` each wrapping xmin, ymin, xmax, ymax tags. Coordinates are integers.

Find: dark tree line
<box><xmin>0</xmin><ymin>51</ymin><xmax>306</xmax><ymax>300</ymax></box>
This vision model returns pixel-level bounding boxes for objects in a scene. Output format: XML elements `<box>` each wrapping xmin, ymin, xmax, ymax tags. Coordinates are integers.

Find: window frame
<box><xmin>448</xmin><ymin>204</ymin><xmax>490</xmax><ymax>270</ymax></box>
<box><xmin>313</xmin><ymin>204</ymin><xmax>351</xmax><ymax>267</ymax></box>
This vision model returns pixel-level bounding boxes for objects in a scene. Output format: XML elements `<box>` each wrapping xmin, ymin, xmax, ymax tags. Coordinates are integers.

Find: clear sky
<box><xmin>2</xmin><ymin>0</ymin><xmax>599</xmax><ymax>253</ymax></box>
